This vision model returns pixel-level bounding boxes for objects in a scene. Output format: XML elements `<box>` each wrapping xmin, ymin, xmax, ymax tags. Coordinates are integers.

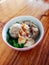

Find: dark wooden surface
<box><xmin>0</xmin><ymin>0</ymin><xmax>49</xmax><ymax>65</ymax></box>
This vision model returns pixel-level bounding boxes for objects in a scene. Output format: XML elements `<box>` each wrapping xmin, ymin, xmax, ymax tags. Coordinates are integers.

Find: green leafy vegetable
<box><xmin>6</xmin><ymin>28</ymin><xmax>24</xmax><ymax>48</ymax></box>
<box><xmin>19</xmin><ymin>44</ymin><xmax>24</xmax><ymax>48</ymax></box>
<box><xmin>13</xmin><ymin>40</ymin><xmax>19</xmax><ymax>48</ymax></box>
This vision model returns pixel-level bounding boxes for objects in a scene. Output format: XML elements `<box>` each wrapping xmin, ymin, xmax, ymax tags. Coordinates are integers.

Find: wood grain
<box><xmin>0</xmin><ymin>0</ymin><xmax>49</xmax><ymax>65</ymax></box>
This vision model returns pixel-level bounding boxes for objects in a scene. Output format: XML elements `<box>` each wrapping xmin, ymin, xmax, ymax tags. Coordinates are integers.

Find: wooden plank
<box><xmin>0</xmin><ymin>0</ymin><xmax>49</xmax><ymax>65</ymax></box>
<box><xmin>0</xmin><ymin>11</ymin><xmax>48</xmax><ymax>65</ymax></box>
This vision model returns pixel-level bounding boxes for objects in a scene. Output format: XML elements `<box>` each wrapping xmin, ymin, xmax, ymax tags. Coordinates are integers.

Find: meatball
<box><xmin>9</xmin><ymin>23</ymin><xmax>21</xmax><ymax>38</ymax></box>
<box><xmin>31</xmin><ymin>27</ymin><xmax>39</xmax><ymax>39</ymax></box>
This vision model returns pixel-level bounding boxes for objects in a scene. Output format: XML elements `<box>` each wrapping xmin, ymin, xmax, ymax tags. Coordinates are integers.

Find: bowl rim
<box><xmin>2</xmin><ymin>16</ymin><xmax>44</xmax><ymax>51</ymax></box>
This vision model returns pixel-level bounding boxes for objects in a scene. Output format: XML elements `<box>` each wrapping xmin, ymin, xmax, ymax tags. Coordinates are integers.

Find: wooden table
<box><xmin>0</xmin><ymin>0</ymin><xmax>49</xmax><ymax>65</ymax></box>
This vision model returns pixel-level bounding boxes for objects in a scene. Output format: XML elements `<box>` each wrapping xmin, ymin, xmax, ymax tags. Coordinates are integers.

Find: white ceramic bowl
<box><xmin>2</xmin><ymin>16</ymin><xmax>44</xmax><ymax>51</ymax></box>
